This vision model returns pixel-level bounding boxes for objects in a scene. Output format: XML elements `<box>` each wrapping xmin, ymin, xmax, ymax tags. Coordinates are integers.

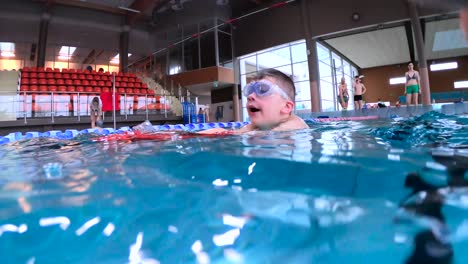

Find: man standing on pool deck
<box><xmin>353</xmin><ymin>76</ymin><xmax>367</xmax><ymax>110</ymax></box>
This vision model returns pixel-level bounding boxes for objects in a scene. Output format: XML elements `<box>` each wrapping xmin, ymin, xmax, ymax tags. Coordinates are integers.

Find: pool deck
<box><xmin>297</xmin><ymin>102</ymin><xmax>468</xmax><ymax>120</ymax></box>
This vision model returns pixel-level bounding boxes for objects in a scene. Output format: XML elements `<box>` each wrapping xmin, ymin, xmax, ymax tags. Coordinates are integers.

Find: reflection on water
<box><xmin>0</xmin><ymin>112</ymin><xmax>467</xmax><ymax>263</ymax></box>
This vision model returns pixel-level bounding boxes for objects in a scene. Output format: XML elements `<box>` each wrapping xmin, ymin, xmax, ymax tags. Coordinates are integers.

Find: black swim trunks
<box><xmin>354</xmin><ymin>95</ymin><xmax>363</xmax><ymax>101</ymax></box>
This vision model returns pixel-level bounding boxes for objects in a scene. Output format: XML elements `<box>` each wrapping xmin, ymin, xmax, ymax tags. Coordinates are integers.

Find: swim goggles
<box><xmin>242</xmin><ymin>80</ymin><xmax>291</xmax><ymax>100</ymax></box>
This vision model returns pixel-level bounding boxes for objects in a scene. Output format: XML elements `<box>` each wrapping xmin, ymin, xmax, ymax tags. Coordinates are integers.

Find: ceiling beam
<box><xmin>34</xmin><ymin>0</ymin><xmax>127</xmax><ymax>15</ymax></box>
<box><xmin>404</xmin><ymin>21</ymin><xmax>415</xmax><ymax>63</ymax></box>
<box><xmin>127</xmin><ymin>0</ymin><xmax>171</xmax><ymax>25</ymax></box>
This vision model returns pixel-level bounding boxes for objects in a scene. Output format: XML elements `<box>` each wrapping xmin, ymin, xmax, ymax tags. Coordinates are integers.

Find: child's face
<box><xmin>244</xmin><ymin>76</ymin><xmax>294</xmax><ymax>129</ymax></box>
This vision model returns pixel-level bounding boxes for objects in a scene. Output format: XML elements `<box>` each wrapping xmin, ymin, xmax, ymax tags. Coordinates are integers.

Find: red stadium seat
<box><xmin>49</xmin><ymin>85</ymin><xmax>57</xmax><ymax>92</ymax></box>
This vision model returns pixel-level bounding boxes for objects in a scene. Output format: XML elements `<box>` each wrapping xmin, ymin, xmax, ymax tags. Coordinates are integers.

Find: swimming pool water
<box><xmin>0</xmin><ymin>111</ymin><xmax>467</xmax><ymax>263</ymax></box>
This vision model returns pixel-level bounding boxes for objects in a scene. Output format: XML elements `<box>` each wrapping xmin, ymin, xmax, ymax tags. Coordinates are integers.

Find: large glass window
<box><xmin>317</xmin><ymin>42</ymin><xmax>358</xmax><ymax>111</ymax></box>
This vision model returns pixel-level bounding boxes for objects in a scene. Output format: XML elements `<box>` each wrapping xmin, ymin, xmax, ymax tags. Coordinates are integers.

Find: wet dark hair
<box><xmin>92</xmin><ymin>97</ymin><xmax>100</xmax><ymax>105</ymax></box>
<box><xmin>254</xmin><ymin>68</ymin><xmax>295</xmax><ymax>101</ymax></box>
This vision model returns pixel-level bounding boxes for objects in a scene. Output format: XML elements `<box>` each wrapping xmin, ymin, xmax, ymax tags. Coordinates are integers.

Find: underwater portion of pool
<box><xmin>0</xmin><ymin>111</ymin><xmax>467</xmax><ymax>263</ymax></box>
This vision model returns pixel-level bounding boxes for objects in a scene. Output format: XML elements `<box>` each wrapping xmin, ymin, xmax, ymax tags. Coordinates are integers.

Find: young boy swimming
<box><xmin>201</xmin><ymin>68</ymin><xmax>309</xmax><ymax>134</ymax></box>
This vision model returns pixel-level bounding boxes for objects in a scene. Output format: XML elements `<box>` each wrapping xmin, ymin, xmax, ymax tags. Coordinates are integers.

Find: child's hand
<box><xmin>197</xmin><ymin>128</ymin><xmax>229</xmax><ymax>135</ymax></box>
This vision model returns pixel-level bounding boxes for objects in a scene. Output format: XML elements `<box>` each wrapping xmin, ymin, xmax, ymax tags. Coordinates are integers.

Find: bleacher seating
<box><xmin>18</xmin><ymin>67</ymin><xmax>148</xmax><ymax>96</ymax></box>
<box><xmin>17</xmin><ymin>67</ymin><xmax>169</xmax><ymax>116</ymax></box>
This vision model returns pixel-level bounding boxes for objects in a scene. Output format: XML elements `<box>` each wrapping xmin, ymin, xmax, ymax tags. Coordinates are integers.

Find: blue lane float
<box><xmin>0</xmin><ymin>121</ymin><xmax>251</xmax><ymax>145</ymax></box>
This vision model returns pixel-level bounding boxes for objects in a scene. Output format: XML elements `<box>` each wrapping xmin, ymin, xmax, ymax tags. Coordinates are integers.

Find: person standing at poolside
<box><xmin>90</xmin><ymin>97</ymin><xmax>103</xmax><ymax>128</ymax></box>
<box><xmin>337</xmin><ymin>77</ymin><xmax>349</xmax><ymax>110</ymax></box>
<box><xmin>405</xmin><ymin>62</ymin><xmax>421</xmax><ymax>106</ymax></box>
<box><xmin>353</xmin><ymin>76</ymin><xmax>366</xmax><ymax>110</ymax></box>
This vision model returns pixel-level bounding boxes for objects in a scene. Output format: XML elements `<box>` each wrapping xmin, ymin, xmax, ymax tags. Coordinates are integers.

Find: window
<box><xmin>58</xmin><ymin>46</ymin><xmax>76</xmax><ymax>60</ymax></box>
<box><xmin>454</xmin><ymin>81</ymin><xmax>468</xmax><ymax>89</ymax></box>
<box><xmin>110</xmin><ymin>53</ymin><xmax>132</xmax><ymax>65</ymax></box>
<box><xmin>0</xmin><ymin>42</ymin><xmax>15</xmax><ymax>58</ymax></box>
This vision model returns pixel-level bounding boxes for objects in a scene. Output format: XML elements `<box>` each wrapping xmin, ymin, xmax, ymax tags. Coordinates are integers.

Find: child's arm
<box><xmin>362</xmin><ymin>84</ymin><xmax>367</xmax><ymax>95</ymax></box>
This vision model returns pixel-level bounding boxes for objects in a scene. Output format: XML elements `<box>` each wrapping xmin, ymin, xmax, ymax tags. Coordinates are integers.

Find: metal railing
<box><xmin>0</xmin><ymin>91</ymin><xmax>200</xmax><ymax>126</ymax></box>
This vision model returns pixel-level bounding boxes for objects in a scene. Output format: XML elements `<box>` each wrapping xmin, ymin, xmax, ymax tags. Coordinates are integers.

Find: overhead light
<box><xmin>389</xmin><ymin>77</ymin><xmax>406</xmax><ymax>85</ymax></box>
<box><xmin>351</xmin><ymin>12</ymin><xmax>360</xmax><ymax>22</ymax></box>
<box><xmin>454</xmin><ymin>81</ymin><xmax>468</xmax><ymax>89</ymax></box>
<box><xmin>118</xmin><ymin>6</ymin><xmax>141</xmax><ymax>13</ymax></box>
<box><xmin>430</xmin><ymin>62</ymin><xmax>458</xmax><ymax>71</ymax></box>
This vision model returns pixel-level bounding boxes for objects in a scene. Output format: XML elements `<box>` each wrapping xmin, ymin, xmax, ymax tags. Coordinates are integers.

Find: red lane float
<box><xmin>93</xmin><ymin>130</ymin><xmax>235</xmax><ymax>142</ymax></box>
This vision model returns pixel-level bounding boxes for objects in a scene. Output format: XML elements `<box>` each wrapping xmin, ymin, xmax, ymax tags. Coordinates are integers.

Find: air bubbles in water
<box><xmin>42</xmin><ymin>163</ymin><xmax>64</xmax><ymax>180</ymax></box>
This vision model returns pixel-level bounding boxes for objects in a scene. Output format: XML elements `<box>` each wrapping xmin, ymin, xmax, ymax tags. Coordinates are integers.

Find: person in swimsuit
<box><xmin>337</xmin><ymin>77</ymin><xmax>349</xmax><ymax>110</ymax></box>
<box><xmin>405</xmin><ymin>62</ymin><xmax>421</xmax><ymax>106</ymax></box>
<box><xmin>353</xmin><ymin>76</ymin><xmax>367</xmax><ymax>110</ymax></box>
<box><xmin>90</xmin><ymin>97</ymin><xmax>103</xmax><ymax>128</ymax></box>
